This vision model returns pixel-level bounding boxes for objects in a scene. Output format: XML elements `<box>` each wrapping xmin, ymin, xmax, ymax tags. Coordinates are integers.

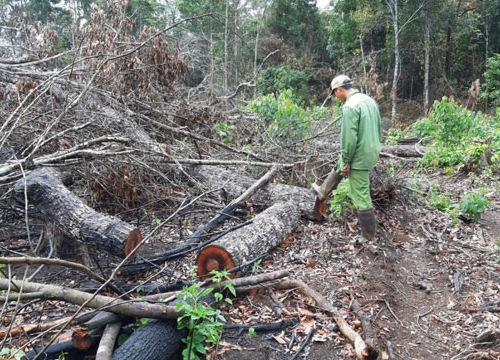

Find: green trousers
<box><xmin>347</xmin><ymin>169</ymin><xmax>372</xmax><ymax>211</ymax></box>
<box><xmin>335</xmin><ymin>161</ymin><xmax>373</xmax><ymax>210</ymax></box>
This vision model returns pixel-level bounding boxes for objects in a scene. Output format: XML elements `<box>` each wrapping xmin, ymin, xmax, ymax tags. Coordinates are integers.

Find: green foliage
<box><xmin>28</xmin><ymin>0</ymin><xmax>69</xmax><ymax>24</ymax></box>
<box><xmin>460</xmin><ymin>192</ymin><xmax>489</xmax><ymax>222</ymax></box>
<box><xmin>481</xmin><ymin>53</ymin><xmax>500</xmax><ymax>108</ymax></box>
<box><xmin>213</xmin><ymin>122</ymin><xmax>235</xmax><ymax>145</ymax></box>
<box><xmin>0</xmin><ymin>347</ymin><xmax>26</xmax><ymax>360</ymax></box>
<box><xmin>135</xmin><ymin>318</ymin><xmax>150</xmax><ymax>328</ymax></box>
<box><xmin>247</xmin><ymin>90</ymin><xmax>328</xmax><ymax>146</ymax></box>
<box><xmin>257</xmin><ymin>67</ymin><xmax>309</xmax><ymax>104</ymax></box>
<box><xmin>251</xmin><ymin>259</ymin><xmax>263</xmax><ymax>274</ymax></box>
<box><xmin>328</xmin><ymin>180</ymin><xmax>352</xmax><ymax>221</ymax></box>
<box><xmin>426</xmin><ymin>188</ymin><xmax>459</xmax><ymax>223</ymax></box>
<box><xmin>266</xmin><ymin>0</ymin><xmax>325</xmax><ymax>55</ymax></box>
<box><xmin>428</xmin><ymin>189</ymin><xmax>454</xmax><ymax>212</ymax></box>
<box><xmin>412</xmin><ymin>97</ymin><xmax>500</xmax><ymax>170</ymax></box>
<box><xmin>384</xmin><ymin>128</ymin><xmax>412</xmax><ymax>145</ymax></box>
<box><xmin>176</xmin><ymin>270</ymin><xmax>235</xmax><ymax>360</ymax></box>
<box><xmin>325</xmin><ymin>1</ymin><xmax>385</xmax><ymax>68</ymax></box>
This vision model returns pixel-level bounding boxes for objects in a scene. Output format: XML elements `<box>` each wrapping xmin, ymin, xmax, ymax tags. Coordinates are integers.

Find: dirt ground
<box><xmin>1</xmin><ymin>162</ymin><xmax>499</xmax><ymax>360</ymax></box>
<box><xmin>212</xmin><ymin>168</ymin><xmax>500</xmax><ymax>360</ymax></box>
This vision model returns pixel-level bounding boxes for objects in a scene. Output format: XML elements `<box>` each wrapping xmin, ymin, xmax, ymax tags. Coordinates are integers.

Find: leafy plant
<box><xmin>257</xmin><ymin>66</ymin><xmax>309</xmax><ymax>104</ymax></box>
<box><xmin>251</xmin><ymin>259</ymin><xmax>263</xmax><ymax>274</ymax></box>
<box><xmin>135</xmin><ymin>318</ymin><xmax>150</xmax><ymax>328</ymax></box>
<box><xmin>384</xmin><ymin>128</ymin><xmax>412</xmax><ymax>145</ymax></box>
<box><xmin>426</xmin><ymin>188</ymin><xmax>459</xmax><ymax>223</ymax></box>
<box><xmin>247</xmin><ymin>90</ymin><xmax>330</xmax><ymax>146</ymax></box>
<box><xmin>0</xmin><ymin>347</ymin><xmax>26</xmax><ymax>360</ymax></box>
<box><xmin>460</xmin><ymin>192</ymin><xmax>489</xmax><ymax>222</ymax></box>
<box><xmin>328</xmin><ymin>180</ymin><xmax>352</xmax><ymax>221</ymax></box>
<box><xmin>176</xmin><ymin>270</ymin><xmax>235</xmax><ymax>360</ymax></box>
<box><xmin>481</xmin><ymin>53</ymin><xmax>500</xmax><ymax>108</ymax></box>
<box><xmin>412</xmin><ymin>97</ymin><xmax>500</xmax><ymax>170</ymax></box>
<box><xmin>213</xmin><ymin>122</ymin><xmax>235</xmax><ymax>144</ymax></box>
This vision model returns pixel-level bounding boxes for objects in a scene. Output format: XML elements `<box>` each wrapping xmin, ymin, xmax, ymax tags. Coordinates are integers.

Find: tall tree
<box><xmin>384</xmin><ymin>0</ymin><xmax>424</xmax><ymax>124</ymax></box>
<box><xmin>266</xmin><ymin>0</ymin><xmax>325</xmax><ymax>57</ymax></box>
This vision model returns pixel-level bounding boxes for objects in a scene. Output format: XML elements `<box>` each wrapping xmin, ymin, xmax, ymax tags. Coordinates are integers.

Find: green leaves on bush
<box><xmin>481</xmin><ymin>53</ymin><xmax>500</xmax><ymax>108</ymax></box>
<box><xmin>247</xmin><ymin>90</ymin><xmax>330</xmax><ymax>145</ymax></box>
<box><xmin>176</xmin><ymin>270</ymin><xmax>235</xmax><ymax>360</ymax></box>
<box><xmin>328</xmin><ymin>180</ymin><xmax>352</xmax><ymax>221</ymax></box>
<box><xmin>460</xmin><ymin>192</ymin><xmax>489</xmax><ymax>222</ymax></box>
<box><xmin>257</xmin><ymin>66</ymin><xmax>308</xmax><ymax>104</ymax></box>
<box><xmin>426</xmin><ymin>188</ymin><xmax>488</xmax><ymax>223</ymax></box>
<box><xmin>412</xmin><ymin>97</ymin><xmax>500</xmax><ymax>169</ymax></box>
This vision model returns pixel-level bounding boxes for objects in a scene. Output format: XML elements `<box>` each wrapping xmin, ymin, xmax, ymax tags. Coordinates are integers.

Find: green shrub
<box><xmin>213</xmin><ymin>122</ymin><xmax>235</xmax><ymax>144</ymax></box>
<box><xmin>384</xmin><ymin>128</ymin><xmax>412</xmax><ymax>145</ymax></box>
<box><xmin>460</xmin><ymin>192</ymin><xmax>488</xmax><ymax>222</ymax></box>
<box><xmin>176</xmin><ymin>270</ymin><xmax>235</xmax><ymax>360</ymax></box>
<box><xmin>257</xmin><ymin>66</ymin><xmax>309</xmax><ymax>104</ymax></box>
<box><xmin>481</xmin><ymin>53</ymin><xmax>500</xmax><ymax>108</ymax></box>
<box><xmin>248</xmin><ymin>90</ymin><xmax>317</xmax><ymax>144</ymax></box>
<box><xmin>413</xmin><ymin>97</ymin><xmax>500</xmax><ymax>170</ymax></box>
<box><xmin>328</xmin><ymin>180</ymin><xmax>352</xmax><ymax>220</ymax></box>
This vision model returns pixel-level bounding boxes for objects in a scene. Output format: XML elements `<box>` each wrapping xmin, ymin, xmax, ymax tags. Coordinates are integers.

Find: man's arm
<box><xmin>340</xmin><ymin>106</ymin><xmax>359</xmax><ymax>174</ymax></box>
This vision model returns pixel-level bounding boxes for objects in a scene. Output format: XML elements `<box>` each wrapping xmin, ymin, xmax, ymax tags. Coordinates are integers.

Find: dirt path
<box><xmin>218</xmin><ymin>186</ymin><xmax>500</xmax><ymax>359</ymax></box>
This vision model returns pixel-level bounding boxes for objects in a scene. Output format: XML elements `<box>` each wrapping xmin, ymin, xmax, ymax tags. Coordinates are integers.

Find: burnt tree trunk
<box><xmin>14</xmin><ymin>167</ymin><xmax>141</xmax><ymax>259</ymax></box>
<box><xmin>196</xmin><ymin>201</ymin><xmax>301</xmax><ymax>277</ymax></box>
<box><xmin>112</xmin><ymin>319</ymin><xmax>183</xmax><ymax>360</ymax></box>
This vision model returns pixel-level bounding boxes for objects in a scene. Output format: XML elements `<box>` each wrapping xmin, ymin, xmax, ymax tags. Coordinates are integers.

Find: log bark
<box><xmin>0</xmin><ymin>278</ymin><xmax>180</xmax><ymax>320</ymax></box>
<box><xmin>96</xmin><ymin>322</ymin><xmax>122</xmax><ymax>360</ymax></box>
<box><xmin>196</xmin><ymin>201</ymin><xmax>301</xmax><ymax>278</ymax></box>
<box><xmin>381</xmin><ymin>144</ymin><xmax>425</xmax><ymax>158</ymax></box>
<box><xmin>111</xmin><ymin>319</ymin><xmax>183</xmax><ymax>360</ymax></box>
<box><xmin>14</xmin><ymin>167</ymin><xmax>142</xmax><ymax>259</ymax></box>
<box><xmin>184</xmin><ymin>165</ymin><xmax>316</xmax><ymax>219</ymax></box>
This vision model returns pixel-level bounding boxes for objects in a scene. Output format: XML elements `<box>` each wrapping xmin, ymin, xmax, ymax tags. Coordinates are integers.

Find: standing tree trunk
<box><xmin>423</xmin><ymin>2</ymin><xmax>431</xmax><ymax>114</ymax></box>
<box><xmin>386</xmin><ymin>0</ymin><xmax>400</xmax><ymax>126</ymax></box>
<box><xmin>224</xmin><ymin>0</ymin><xmax>230</xmax><ymax>92</ymax></box>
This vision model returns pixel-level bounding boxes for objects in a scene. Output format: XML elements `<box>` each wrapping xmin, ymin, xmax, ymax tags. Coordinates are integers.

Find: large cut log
<box><xmin>14</xmin><ymin>167</ymin><xmax>141</xmax><ymax>259</ymax></box>
<box><xmin>196</xmin><ymin>201</ymin><xmax>301</xmax><ymax>278</ymax></box>
<box><xmin>111</xmin><ymin>319</ymin><xmax>183</xmax><ymax>360</ymax></box>
<box><xmin>184</xmin><ymin>165</ymin><xmax>317</xmax><ymax>218</ymax></box>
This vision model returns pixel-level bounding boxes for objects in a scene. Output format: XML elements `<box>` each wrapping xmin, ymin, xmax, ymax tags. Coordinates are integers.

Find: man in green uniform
<box><xmin>312</xmin><ymin>75</ymin><xmax>382</xmax><ymax>241</ymax></box>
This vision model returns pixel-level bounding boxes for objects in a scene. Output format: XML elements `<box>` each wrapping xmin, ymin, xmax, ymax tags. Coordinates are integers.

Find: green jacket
<box><xmin>340</xmin><ymin>90</ymin><xmax>382</xmax><ymax>170</ymax></box>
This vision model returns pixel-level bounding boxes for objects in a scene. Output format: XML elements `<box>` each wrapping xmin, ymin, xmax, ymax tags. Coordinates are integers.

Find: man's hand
<box><xmin>341</xmin><ymin>164</ymin><xmax>351</xmax><ymax>176</ymax></box>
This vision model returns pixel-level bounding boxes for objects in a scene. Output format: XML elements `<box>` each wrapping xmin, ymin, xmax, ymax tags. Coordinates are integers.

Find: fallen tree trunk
<box><xmin>14</xmin><ymin>167</ymin><xmax>142</xmax><ymax>259</ymax></box>
<box><xmin>195</xmin><ymin>201</ymin><xmax>301</xmax><ymax>278</ymax></box>
<box><xmin>183</xmin><ymin>165</ymin><xmax>317</xmax><ymax>219</ymax></box>
<box><xmin>111</xmin><ymin>319</ymin><xmax>183</xmax><ymax>360</ymax></box>
<box><xmin>0</xmin><ymin>278</ymin><xmax>179</xmax><ymax>320</ymax></box>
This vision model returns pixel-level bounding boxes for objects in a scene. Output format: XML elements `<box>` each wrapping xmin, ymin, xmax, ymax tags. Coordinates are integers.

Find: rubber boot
<box><xmin>358</xmin><ymin>208</ymin><xmax>377</xmax><ymax>241</ymax></box>
<box><xmin>311</xmin><ymin>169</ymin><xmax>343</xmax><ymax>201</ymax></box>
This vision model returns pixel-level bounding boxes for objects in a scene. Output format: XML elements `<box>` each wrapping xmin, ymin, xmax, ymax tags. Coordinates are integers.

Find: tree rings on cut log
<box><xmin>124</xmin><ymin>229</ymin><xmax>142</xmax><ymax>260</ymax></box>
<box><xmin>196</xmin><ymin>245</ymin><xmax>236</xmax><ymax>280</ymax></box>
<box><xmin>72</xmin><ymin>328</ymin><xmax>92</xmax><ymax>351</ymax></box>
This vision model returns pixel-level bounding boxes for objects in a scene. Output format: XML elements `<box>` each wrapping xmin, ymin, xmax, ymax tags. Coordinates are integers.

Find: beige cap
<box><xmin>330</xmin><ymin>75</ymin><xmax>352</xmax><ymax>91</ymax></box>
